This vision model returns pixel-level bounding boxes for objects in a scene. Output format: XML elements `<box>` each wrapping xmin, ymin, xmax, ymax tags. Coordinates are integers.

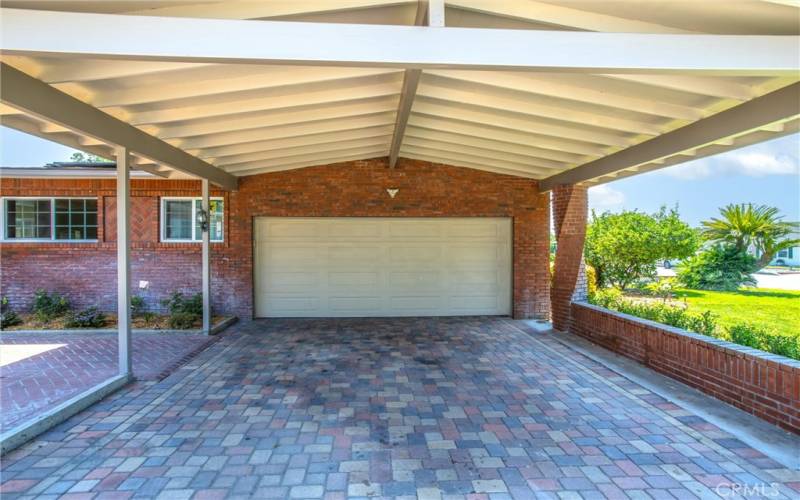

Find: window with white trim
<box><xmin>2</xmin><ymin>197</ymin><xmax>98</xmax><ymax>241</ymax></box>
<box><xmin>161</xmin><ymin>197</ymin><xmax>224</xmax><ymax>242</ymax></box>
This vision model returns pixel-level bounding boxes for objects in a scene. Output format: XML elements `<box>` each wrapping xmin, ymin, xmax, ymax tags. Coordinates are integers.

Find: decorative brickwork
<box><xmin>550</xmin><ymin>183</ymin><xmax>588</xmax><ymax>331</ymax></box>
<box><xmin>572</xmin><ymin>302</ymin><xmax>800</xmax><ymax>434</ymax></box>
<box><xmin>0</xmin><ymin>158</ymin><xmax>551</xmax><ymax>320</ymax></box>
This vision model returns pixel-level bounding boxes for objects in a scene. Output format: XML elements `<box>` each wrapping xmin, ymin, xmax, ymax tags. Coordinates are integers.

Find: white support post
<box><xmin>201</xmin><ymin>179</ymin><xmax>211</xmax><ymax>334</ymax></box>
<box><xmin>116</xmin><ymin>147</ymin><xmax>132</xmax><ymax>378</ymax></box>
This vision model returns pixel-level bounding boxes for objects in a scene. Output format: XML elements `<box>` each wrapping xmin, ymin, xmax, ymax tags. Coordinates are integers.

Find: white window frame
<box><xmin>160</xmin><ymin>196</ymin><xmax>224</xmax><ymax>243</ymax></box>
<box><xmin>0</xmin><ymin>196</ymin><xmax>99</xmax><ymax>243</ymax></box>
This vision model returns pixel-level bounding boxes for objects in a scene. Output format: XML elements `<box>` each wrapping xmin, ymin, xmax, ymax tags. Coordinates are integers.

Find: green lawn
<box><xmin>674</xmin><ymin>288</ymin><xmax>800</xmax><ymax>338</ymax></box>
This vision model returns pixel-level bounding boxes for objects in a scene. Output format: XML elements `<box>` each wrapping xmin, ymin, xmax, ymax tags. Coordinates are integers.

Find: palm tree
<box><xmin>701</xmin><ymin>204</ymin><xmax>799</xmax><ymax>269</ymax></box>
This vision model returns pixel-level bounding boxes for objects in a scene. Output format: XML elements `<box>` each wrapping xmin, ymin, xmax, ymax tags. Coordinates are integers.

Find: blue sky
<box><xmin>2</xmin><ymin>126</ymin><xmax>798</xmax><ymax>226</ymax></box>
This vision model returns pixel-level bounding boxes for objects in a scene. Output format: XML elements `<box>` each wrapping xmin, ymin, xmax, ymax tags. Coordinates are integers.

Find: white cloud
<box><xmin>659</xmin><ymin>151</ymin><xmax>798</xmax><ymax>180</ymax></box>
<box><xmin>589</xmin><ymin>184</ymin><xmax>625</xmax><ymax>212</ymax></box>
<box><xmin>731</xmin><ymin>152</ymin><xmax>798</xmax><ymax>177</ymax></box>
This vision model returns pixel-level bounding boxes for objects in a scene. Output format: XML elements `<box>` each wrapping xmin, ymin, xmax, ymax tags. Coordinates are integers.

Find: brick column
<box><xmin>551</xmin><ymin>183</ymin><xmax>588</xmax><ymax>332</ymax></box>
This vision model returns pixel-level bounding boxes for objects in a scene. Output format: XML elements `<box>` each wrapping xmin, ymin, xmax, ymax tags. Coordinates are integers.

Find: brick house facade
<box><xmin>1</xmin><ymin>158</ymin><xmax>552</xmax><ymax>320</ymax></box>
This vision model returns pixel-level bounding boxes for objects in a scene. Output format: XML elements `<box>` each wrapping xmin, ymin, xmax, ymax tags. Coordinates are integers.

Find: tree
<box><xmin>584</xmin><ymin>207</ymin><xmax>699</xmax><ymax>290</ymax></box>
<box><xmin>701</xmin><ymin>204</ymin><xmax>799</xmax><ymax>269</ymax></box>
<box><xmin>69</xmin><ymin>152</ymin><xmax>109</xmax><ymax>163</ymax></box>
<box><xmin>677</xmin><ymin>244</ymin><xmax>757</xmax><ymax>291</ymax></box>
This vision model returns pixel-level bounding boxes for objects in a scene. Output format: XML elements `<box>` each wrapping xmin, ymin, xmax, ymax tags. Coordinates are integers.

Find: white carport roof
<box><xmin>1</xmin><ymin>0</ymin><xmax>798</xmax><ymax>191</ymax></box>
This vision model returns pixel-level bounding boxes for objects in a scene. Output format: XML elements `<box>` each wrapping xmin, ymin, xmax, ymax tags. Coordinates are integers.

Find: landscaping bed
<box><xmin>591</xmin><ymin>287</ymin><xmax>800</xmax><ymax>360</ymax></box>
<box><xmin>1</xmin><ymin>313</ymin><xmax>233</xmax><ymax>333</ymax></box>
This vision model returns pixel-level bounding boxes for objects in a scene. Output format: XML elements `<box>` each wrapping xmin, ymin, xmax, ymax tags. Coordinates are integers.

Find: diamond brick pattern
<box><xmin>2</xmin><ymin>318</ymin><xmax>798</xmax><ymax>499</ymax></box>
<box><xmin>0</xmin><ymin>332</ymin><xmax>217</xmax><ymax>430</ymax></box>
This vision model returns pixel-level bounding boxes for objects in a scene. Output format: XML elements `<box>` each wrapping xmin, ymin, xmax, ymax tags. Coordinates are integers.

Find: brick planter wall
<box><xmin>1</xmin><ymin>158</ymin><xmax>551</xmax><ymax>320</ymax></box>
<box><xmin>571</xmin><ymin>302</ymin><xmax>800</xmax><ymax>434</ymax></box>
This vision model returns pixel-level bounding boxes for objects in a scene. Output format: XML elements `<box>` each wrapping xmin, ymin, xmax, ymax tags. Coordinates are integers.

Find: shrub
<box><xmin>0</xmin><ymin>296</ymin><xmax>22</xmax><ymax>329</ymax></box>
<box><xmin>168</xmin><ymin>311</ymin><xmax>198</xmax><ymax>329</ymax></box>
<box><xmin>162</xmin><ymin>292</ymin><xmax>202</xmax><ymax>329</ymax></box>
<box><xmin>643</xmin><ymin>278</ymin><xmax>677</xmax><ymax>302</ymax></box>
<box><xmin>588</xmin><ymin>289</ymin><xmax>717</xmax><ymax>337</ymax></box>
<box><xmin>677</xmin><ymin>244</ymin><xmax>757</xmax><ymax>291</ymax></box>
<box><xmin>728</xmin><ymin>323</ymin><xmax>799</xmax><ymax>360</ymax></box>
<box><xmin>32</xmin><ymin>289</ymin><xmax>71</xmax><ymax>322</ymax></box>
<box><xmin>161</xmin><ymin>292</ymin><xmax>203</xmax><ymax>316</ymax></box>
<box><xmin>590</xmin><ymin>290</ymin><xmax>799</xmax><ymax>361</ymax></box>
<box><xmin>64</xmin><ymin>307</ymin><xmax>107</xmax><ymax>328</ymax></box>
<box><xmin>585</xmin><ymin>264</ymin><xmax>598</xmax><ymax>296</ymax></box>
<box><xmin>131</xmin><ymin>295</ymin><xmax>146</xmax><ymax>317</ymax></box>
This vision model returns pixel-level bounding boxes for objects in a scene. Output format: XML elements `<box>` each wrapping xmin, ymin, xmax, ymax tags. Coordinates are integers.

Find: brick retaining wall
<box><xmin>571</xmin><ymin>302</ymin><xmax>800</xmax><ymax>434</ymax></box>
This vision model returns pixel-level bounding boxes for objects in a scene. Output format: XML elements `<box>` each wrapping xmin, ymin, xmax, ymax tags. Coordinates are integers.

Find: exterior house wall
<box><xmin>0</xmin><ymin>158</ymin><xmax>552</xmax><ymax>320</ymax></box>
<box><xmin>571</xmin><ymin>302</ymin><xmax>800</xmax><ymax>434</ymax></box>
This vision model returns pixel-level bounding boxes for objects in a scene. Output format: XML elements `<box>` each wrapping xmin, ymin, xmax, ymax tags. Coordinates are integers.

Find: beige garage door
<box><xmin>254</xmin><ymin>217</ymin><xmax>512</xmax><ymax>317</ymax></box>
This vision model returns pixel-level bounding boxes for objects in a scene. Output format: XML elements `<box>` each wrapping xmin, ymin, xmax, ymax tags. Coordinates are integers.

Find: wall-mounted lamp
<box><xmin>387</xmin><ymin>188</ymin><xmax>399</xmax><ymax>198</ymax></box>
<box><xmin>196</xmin><ymin>207</ymin><xmax>209</xmax><ymax>232</ymax></box>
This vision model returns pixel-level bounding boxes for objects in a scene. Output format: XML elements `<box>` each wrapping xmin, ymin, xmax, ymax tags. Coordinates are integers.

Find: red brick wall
<box><xmin>572</xmin><ymin>302</ymin><xmax>800</xmax><ymax>434</ymax></box>
<box><xmin>0</xmin><ymin>158</ymin><xmax>551</xmax><ymax>320</ymax></box>
<box><xmin>551</xmin><ymin>183</ymin><xmax>587</xmax><ymax>331</ymax></box>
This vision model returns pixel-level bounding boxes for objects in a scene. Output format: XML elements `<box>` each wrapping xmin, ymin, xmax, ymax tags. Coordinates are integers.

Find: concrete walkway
<box><xmin>1</xmin><ymin>317</ymin><xmax>798</xmax><ymax>499</ymax></box>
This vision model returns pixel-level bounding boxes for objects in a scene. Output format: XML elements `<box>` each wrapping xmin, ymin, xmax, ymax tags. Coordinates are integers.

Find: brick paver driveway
<box><xmin>1</xmin><ymin>317</ymin><xmax>798</xmax><ymax>499</ymax></box>
<box><xmin>0</xmin><ymin>332</ymin><xmax>217</xmax><ymax>430</ymax></box>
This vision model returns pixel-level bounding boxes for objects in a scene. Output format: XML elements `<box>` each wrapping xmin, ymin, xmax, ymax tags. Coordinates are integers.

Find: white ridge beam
<box><xmin>540</xmin><ymin>82</ymin><xmax>800</xmax><ymax>191</ymax></box>
<box><xmin>2</xmin><ymin>8</ymin><xmax>797</xmax><ymax>76</ymax></box>
<box><xmin>0</xmin><ymin>63</ymin><xmax>237</xmax><ymax>190</ymax></box>
<box><xmin>389</xmin><ymin>0</ymin><xmax>443</xmax><ymax>168</ymax></box>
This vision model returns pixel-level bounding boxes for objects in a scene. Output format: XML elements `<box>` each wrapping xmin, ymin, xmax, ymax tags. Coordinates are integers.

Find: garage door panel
<box><xmin>262</xmin><ymin>296</ymin><xmax>320</xmax><ymax>315</ymax></box>
<box><xmin>254</xmin><ymin>217</ymin><xmax>511</xmax><ymax>317</ymax></box>
<box><xmin>447</xmin><ymin>222</ymin><xmax>502</xmax><ymax>239</ymax></box>
<box><xmin>266</xmin><ymin>221</ymin><xmax>320</xmax><ymax>238</ymax></box>
<box><xmin>388</xmin><ymin>246</ymin><xmax>442</xmax><ymax>264</ymax></box>
<box><xmin>389</xmin><ymin>296</ymin><xmax>443</xmax><ymax>311</ymax></box>
<box><xmin>266</xmin><ymin>246</ymin><xmax>320</xmax><ymax>265</ymax></box>
<box><xmin>328</xmin><ymin>246</ymin><xmax>382</xmax><ymax>263</ymax></box>
<box><xmin>329</xmin><ymin>296</ymin><xmax>382</xmax><ymax>312</ymax></box>
<box><xmin>388</xmin><ymin>221</ymin><xmax>443</xmax><ymax>238</ymax></box>
<box><xmin>388</xmin><ymin>270</ymin><xmax>445</xmax><ymax>289</ymax></box>
<box><xmin>268</xmin><ymin>271</ymin><xmax>320</xmax><ymax>287</ymax></box>
<box><xmin>329</xmin><ymin>271</ymin><xmax>380</xmax><ymax>287</ymax></box>
<box><xmin>329</xmin><ymin>222</ymin><xmax>382</xmax><ymax>238</ymax></box>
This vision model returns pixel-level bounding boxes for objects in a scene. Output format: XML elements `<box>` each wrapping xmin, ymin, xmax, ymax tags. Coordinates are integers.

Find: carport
<box><xmin>0</xmin><ymin>0</ymin><xmax>798</xmax><ymax>464</ymax></box>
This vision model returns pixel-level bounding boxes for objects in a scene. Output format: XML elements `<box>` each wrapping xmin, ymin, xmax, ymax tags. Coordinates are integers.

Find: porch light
<box><xmin>196</xmin><ymin>207</ymin><xmax>209</xmax><ymax>232</ymax></box>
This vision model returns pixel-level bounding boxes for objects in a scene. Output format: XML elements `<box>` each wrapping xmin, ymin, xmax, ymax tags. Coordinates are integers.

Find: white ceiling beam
<box><xmin>226</xmin><ymin>146</ymin><xmax>389</xmax><ymax>175</ymax></box>
<box><xmin>87</xmin><ymin>67</ymin><xmax>398</xmax><ymax>108</ymax></box>
<box><xmin>196</xmin><ymin>125</ymin><xmax>395</xmax><ymax>160</ymax></box>
<box><xmin>2</xmin><ymin>9</ymin><xmax>797</xmax><ymax>76</ymax></box>
<box><xmin>154</xmin><ymin>96</ymin><xmax>399</xmax><ymax>139</ymax></box>
<box><xmin>401</xmin><ymin>144</ymin><xmax>554</xmax><ymax>176</ymax></box>
<box><xmin>122</xmin><ymin>74</ymin><xmax>402</xmax><ymax>125</ymax></box>
<box><xmin>539</xmin><ymin>82</ymin><xmax>800</xmax><ymax>191</ymax></box>
<box><xmin>447</xmin><ymin>0</ymin><xmax>695</xmax><ymax>33</ymax></box>
<box><xmin>418</xmin><ymin>75</ymin><xmax>661</xmax><ymax>135</ymax></box>
<box><xmin>176</xmin><ymin>112</ymin><xmax>396</xmax><ymax>150</ymax></box>
<box><xmin>600</xmin><ymin>74</ymin><xmax>754</xmax><ymax>101</ymax></box>
<box><xmin>400</xmin><ymin>152</ymin><xmax>542</xmax><ymax>179</ymax></box>
<box><xmin>402</xmin><ymin>136</ymin><xmax>565</xmax><ymax>170</ymax></box>
<box><xmin>388</xmin><ymin>0</ymin><xmax>443</xmax><ymax>168</ymax></box>
<box><xmin>408</xmin><ymin>115</ymin><xmax>607</xmax><ymax>156</ymax></box>
<box><xmin>427</xmin><ymin>70</ymin><xmax>704</xmax><ymax>120</ymax></box>
<box><xmin>215</xmin><ymin>136</ymin><xmax>394</xmax><ymax>167</ymax></box>
<box><xmin>412</xmin><ymin>99</ymin><xmax>633</xmax><ymax>147</ymax></box>
<box><xmin>389</xmin><ymin>70</ymin><xmax>421</xmax><ymax>168</ymax></box>
<box><xmin>124</xmin><ymin>0</ymin><xmax>415</xmax><ymax>20</ymax></box>
<box><xmin>0</xmin><ymin>63</ymin><xmax>236</xmax><ymax>190</ymax></box>
<box><xmin>404</xmin><ymin>126</ymin><xmax>586</xmax><ymax>163</ymax></box>
<box><xmin>229</xmin><ymin>152</ymin><xmax>389</xmax><ymax>177</ymax></box>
